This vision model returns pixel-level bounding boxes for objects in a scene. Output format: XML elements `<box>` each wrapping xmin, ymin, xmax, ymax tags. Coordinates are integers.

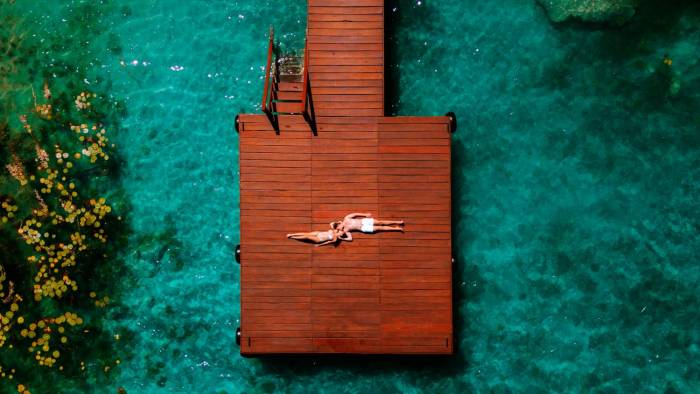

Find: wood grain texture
<box><xmin>237</xmin><ymin>0</ymin><xmax>452</xmax><ymax>356</ymax></box>
<box><xmin>307</xmin><ymin>0</ymin><xmax>384</xmax><ymax>117</ymax></box>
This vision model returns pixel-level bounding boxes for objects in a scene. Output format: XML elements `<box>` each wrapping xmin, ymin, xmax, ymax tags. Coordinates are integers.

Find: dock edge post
<box><xmin>234</xmin><ymin>114</ymin><xmax>241</xmax><ymax>133</ymax></box>
<box><xmin>236</xmin><ymin>327</ymin><xmax>241</xmax><ymax>346</ymax></box>
<box><xmin>235</xmin><ymin>244</ymin><xmax>241</xmax><ymax>264</ymax></box>
<box><xmin>446</xmin><ymin>112</ymin><xmax>457</xmax><ymax>133</ymax></box>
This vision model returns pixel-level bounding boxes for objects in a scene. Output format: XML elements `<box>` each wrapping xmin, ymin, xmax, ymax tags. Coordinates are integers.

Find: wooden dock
<box><xmin>236</xmin><ymin>0</ymin><xmax>454</xmax><ymax>355</ymax></box>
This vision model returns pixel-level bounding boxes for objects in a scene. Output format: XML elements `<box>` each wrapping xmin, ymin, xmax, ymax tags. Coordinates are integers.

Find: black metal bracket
<box><xmin>446</xmin><ymin>112</ymin><xmax>457</xmax><ymax>133</ymax></box>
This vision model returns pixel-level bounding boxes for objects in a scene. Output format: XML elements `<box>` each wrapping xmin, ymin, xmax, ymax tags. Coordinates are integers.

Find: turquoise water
<box><xmin>3</xmin><ymin>0</ymin><xmax>700</xmax><ymax>392</ymax></box>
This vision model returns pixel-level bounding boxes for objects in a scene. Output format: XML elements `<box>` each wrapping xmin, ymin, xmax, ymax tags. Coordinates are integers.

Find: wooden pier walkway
<box><xmin>236</xmin><ymin>0</ymin><xmax>454</xmax><ymax>355</ymax></box>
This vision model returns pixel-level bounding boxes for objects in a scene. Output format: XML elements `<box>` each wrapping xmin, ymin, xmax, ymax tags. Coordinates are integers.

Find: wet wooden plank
<box><xmin>308</xmin><ymin>21</ymin><xmax>384</xmax><ymax>30</ymax></box>
<box><xmin>308</xmin><ymin>6</ymin><xmax>383</xmax><ymax>15</ymax></box>
<box><xmin>243</xmin><ymin>338</ymin><xmax>314</xmax><ymax>354</ymax></box>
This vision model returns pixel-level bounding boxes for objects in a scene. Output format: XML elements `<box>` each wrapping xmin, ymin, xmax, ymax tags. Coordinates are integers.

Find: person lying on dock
<box><xmin>332</xmin><ymin>213</ymin><xmax>404</xmax><ymax>241</ymax></box>
<box><xmin>287</xmin><ymin>229</ymin><xmax>342</xmax><ymax>247</ymax></box>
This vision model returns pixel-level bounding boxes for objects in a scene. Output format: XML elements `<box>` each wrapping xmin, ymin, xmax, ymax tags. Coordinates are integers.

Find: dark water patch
<box><xmin>385</xmin><ymin>0</ymin><xmax>440</xmax><ymax>116</ymax></box>
<box><xmin>256</xmin><ymin>353</ymin><xmax>469</xmax><ymax>389</ymax></box>
<box><xmin>128</xmin><ymin>214</ymin><xmax>186</xmax><ymax>277</ymax></box>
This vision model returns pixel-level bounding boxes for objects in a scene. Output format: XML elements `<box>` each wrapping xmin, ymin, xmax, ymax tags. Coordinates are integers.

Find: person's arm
<box><xmin>348</xmin><ymin>213</ymin><xmax>373</xmax><ymax>218</ymax></box>
<box><xmin>340</xmin><ymin>232</ymin><xmax>353</xmax><ymax>241</ymax></box>
<box><xmin>317</xmin><ymin>239</ymin><xmax>335</xmax><ymax>247</ymax></box>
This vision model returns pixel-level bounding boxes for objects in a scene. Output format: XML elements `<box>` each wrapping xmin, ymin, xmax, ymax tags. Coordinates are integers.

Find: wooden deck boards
<box><xmin>308</xmin><ymin>0</ymin><xmax>384</xmax><ymax>118</ymax></box>
<box><xmin>237</xmin><ymin>0</ymin><xmax>453</xmax><ymax>355</ymax></box>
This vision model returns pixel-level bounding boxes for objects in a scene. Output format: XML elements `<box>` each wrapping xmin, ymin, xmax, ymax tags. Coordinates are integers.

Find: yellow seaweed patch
<box><xmin>1</xmin><ymin>88</ymin><xmax>122</xmax><ymax>387</ymax></box>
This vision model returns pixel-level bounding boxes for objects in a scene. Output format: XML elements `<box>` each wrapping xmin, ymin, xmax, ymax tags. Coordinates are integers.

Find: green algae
<box><xmin>0</xmin><ymin>1</ymin><xmax>133</xmax><ymax>392</ymax></box>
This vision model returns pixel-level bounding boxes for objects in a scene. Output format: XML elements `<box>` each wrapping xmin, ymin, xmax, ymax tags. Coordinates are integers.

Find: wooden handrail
<box><xmin>261</xmin><ymin>26</ymin><xmax>274</xmax><ymax>113</ymax></box>
<box><xmin>301</xmin><ymin>35</ymin><xmax>310</xmax><ymax>113</ymax></box>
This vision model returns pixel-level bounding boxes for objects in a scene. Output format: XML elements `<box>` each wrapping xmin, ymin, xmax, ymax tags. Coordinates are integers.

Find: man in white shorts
<box><xmin>332</xmin><ymin>213</ymin><xmax>404</xmax><ymax>241</ymax></box>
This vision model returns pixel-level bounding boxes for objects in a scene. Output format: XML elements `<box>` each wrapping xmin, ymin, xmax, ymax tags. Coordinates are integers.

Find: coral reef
<box><xmin>537</xmin><ymin>0</ymin><xmax>639</xmax><ymax>24</ymax></box>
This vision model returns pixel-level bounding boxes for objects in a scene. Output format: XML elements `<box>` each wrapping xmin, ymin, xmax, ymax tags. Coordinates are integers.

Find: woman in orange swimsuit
<box><xmin>287</xmin><ymin>228</ymin><xmax>340</xmax><ymax>247</ymax></box>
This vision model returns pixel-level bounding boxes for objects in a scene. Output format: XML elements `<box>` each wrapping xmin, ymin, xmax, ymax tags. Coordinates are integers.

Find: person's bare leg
<box><xmin>287</xmin><ymin>233</ymin><xmax>309</xmax><ymax>239</ymax></box>
<box><xmin>375</xmin><ymin>220</ymin><xmax>404</xmax><ymax>226</ymax></box>
<box><xmin>374</xmin><ymin>225</ymin><xmax>404</xmax><ymax>232</ymax></box>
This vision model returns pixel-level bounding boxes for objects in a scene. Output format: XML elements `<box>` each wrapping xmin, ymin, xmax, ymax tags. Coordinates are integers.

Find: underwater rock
<box><xmin>537</xmin><ymin>0</ymin><xmax>639</xmax><ymax>24</ymax></box>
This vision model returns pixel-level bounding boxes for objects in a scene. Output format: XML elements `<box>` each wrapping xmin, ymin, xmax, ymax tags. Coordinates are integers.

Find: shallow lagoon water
<box><xmin>3</xmin><ymin>0</ymin><xmax>700</xmax><ymax>392</ymax></box>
